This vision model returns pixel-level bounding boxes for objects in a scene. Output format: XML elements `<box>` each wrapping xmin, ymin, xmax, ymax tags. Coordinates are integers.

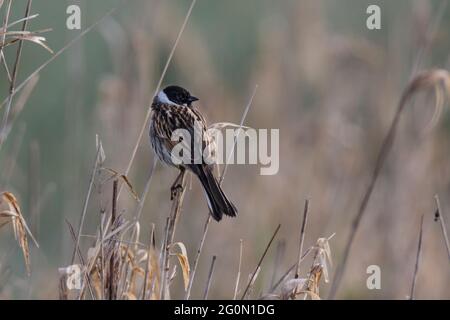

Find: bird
<box><xmin>149</xmin><ymin>85</ymin><xmax>237</xmax><ymax>221</ymax></box>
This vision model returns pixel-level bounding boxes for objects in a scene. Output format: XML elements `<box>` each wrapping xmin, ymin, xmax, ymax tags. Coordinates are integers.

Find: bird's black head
<box><xmin>158</xmin><ymin>85</ymin><xmax>199</xmax><ymax>107</ymax></box>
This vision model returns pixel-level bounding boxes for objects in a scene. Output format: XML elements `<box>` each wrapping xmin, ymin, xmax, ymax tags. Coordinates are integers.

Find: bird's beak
<box><xmin>187</xmin><ymin>96</ymin><xmax>199</xmax><ymax>107</ymax></box>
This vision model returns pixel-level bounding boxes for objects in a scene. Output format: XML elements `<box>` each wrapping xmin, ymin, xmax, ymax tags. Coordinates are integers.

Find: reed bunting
<box><xmin>149</xmin><ymin>85</ymin><xmax>237</xmax><ymax>221</ymax></box>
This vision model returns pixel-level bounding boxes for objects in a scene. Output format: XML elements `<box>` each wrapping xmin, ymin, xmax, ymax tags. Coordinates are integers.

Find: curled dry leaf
<box><xmin>0</xmin><ymin>192</ymin><xmax>38</xmax><ymax>275</ymax></box>
<box><xmin>405</xmin><ymin>69</ymin><xmax>450</xmax><ymax>98</ymax></box>
<box><xmin>313</xmin><ymin>236</ymin><xmax>333</xmax><ymax>283</ymax></box>
<box><xmin>1</xmin><ymin>32</ymin><xmax>53</xmax><ymax>54</ymax></box>
<box><xmin>404</xmin><ymin>69</ymin><xmax>450</xmax><ymax>131</ymax></box>
<box><xmin>95</xmin><ymin>134</ymin><xmax>106</xmax><ymax>165</ymax></box>
<box><xmin>136</xmin><ymin>248</ymin><xmax>149</xmax><ymax>264</ymax></box>
<box><xmin>170</xmin><ymin>242</ymin><xmax>190</xmax><ymax>291</ymax></box>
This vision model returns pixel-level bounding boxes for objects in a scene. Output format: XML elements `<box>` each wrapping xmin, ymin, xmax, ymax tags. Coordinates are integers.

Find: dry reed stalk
<box><xmin>0</xmin><ymin>0</ymin><xmax>32</xmax><ymax>149</ymax></box>
<box><xmin>434</xmin><ymin>195</ymin><xmax>450</xmax><ymax>261</ymax></box>
<box><xmin>160</xmin><ymin>173</ymin><xmax>187</xmax><ymax>299</ymax></box>
<box><xmin>98</xmin><ymin>183</ymin><xmax>106</xmax><ymax>300</ymax></box>
<box><xmin>117</xmin><ymin>0</ymin><xmax>197</xmax><ymax>200</ymax></box>
<box><xmin>74</xmin><ymin>197</ymin><xmax>133</xmax><ymax>299</ymax></box>
<box><xmin>185</xmin><ymin>86</ymin><xmax>258</xmax><ymax>300</ymax></box>
<box><xmin>269</xmin><ymin>246</ymin><xmax>318</xmax><ymax>294</ymax></box>
<box><xmin>295</xmin><ymin>200</ymin><xmax>309</xmax><ymax>279</ymax></box>
<box><xmin>70</xmin><ymin>144</ymin><xmax>102</xmax><ymax>264</ymax></box>
<box><xmin>0</xmin><ymin>0</ymin><xmax>12</xmax><ymax>79</ymax></box>
<box><xmin>203</xmin><ymin>255</ymin><xmax>217</xmax><ymax>300</ymax></box>
<box><xmin>166</xmin><ymin>173</ymin><xmax>187</xmax><ymax>243</ymax></box>
<box><xmin>81</xmin><ymin>166</ymin><xmax>139</xmax><ymax>300</ymax></box>
<box><xmin>107</xmin><ymin>2</ymin><xmax>199</xmax><ymax>292</ymax></box>
<box><xmin>141</xmin><ymin>223</ymin><xmax>155</xmax><ymax>300</ymax></box>
<box><xmin>0</xmin><ymin>191</ymin><xmax>38</xmax><ymax>275</ymax></box>
<box><xmin>241</xmin><ymin>224</ymin><xmax>281</xmax><ymax>300</ymax></box>
<box><xmin>328</xmin><ymin>69</ymin><xmax>450</xmax><ymax>299</ymax></box>
<box><xmin>109</xmin><ymin>180</ymin><xmax>118</xmax><ymax>300</ymax></box>
<box><xmin>65</xmin><ymin>220</ymin><xmax>95</xmax><ymax>300</ymax></box>
<box><xmin>159</xmin><ymin>217</ymin><xmax>170</xmax><ymax>300</ymax></box>
<box><xmin>410</xmin><ymin>215</ymin><xmax>425</xmax><ymax>300</ymax></box>
<box><xmin>269</xmin><ymin>240</ymin><xmax>285</xmax><ymax>290</ymax></box>
<box><xmin>185</xmin><ymin>214</ymin><xmax>211</xmax><ymax>300</ymax></box>
<box><xmin>116</xmin><ymin>159</ymin><xmax>157</xmax><ymax>299</ymax></box>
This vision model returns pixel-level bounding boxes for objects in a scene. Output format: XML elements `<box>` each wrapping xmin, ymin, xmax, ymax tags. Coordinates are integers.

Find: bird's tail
<box><xmin>193</xmin><ymin>165</ymin><xmax>237</xmax><ymax>221</ymax></box>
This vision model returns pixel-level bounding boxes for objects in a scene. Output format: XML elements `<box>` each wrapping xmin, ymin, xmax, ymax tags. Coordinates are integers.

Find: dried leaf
<box><xmin>89</xmin><ymin>268</ymin><xmax>103</xmax><ymax>299</ymax></box>
<box><xmin>1</xmin><ymin>32</ymin><xmax>53</xmax><ymax>53</ymax></box>
<box><xmin>0</xmin><ymin>192</ymin><xmax>39</xmax><ymax>274</ymax></box>
<box><xmin>0</xmin><ymin>192</ymin><xmax>38</xmax><ymax>275</ymax></box>
<box><xmin>96</xmin><ymin>134</ymin><xmax>106</xmax><ymax>165</ymax></box>
<box><xmin>311</xmin><ymin>264</ymin><xmax>322</xmax><ymax>287</ymax></box>
<box><xmin>316</xmin><ymin>237</ymin><xmax>333</xmax><ymax>267</ymax></box>
<box><xmin>311</xmin><ymin>235</ymin><xmax>334</xmax><ymax>283</ymax></box>
<box><xmin>244</xmin><ymin>266</ymin><xmax>261</xmax><ymax>298</ymax></box>
<box><xmin>6</xmin><ymin>14</ymin><xmax>40</xmax><ymax>29</ymax></box>
<box><xmin>144</xmin><ymin>244</ymin><xmax>161</xmax><ymax>300</ymax></box>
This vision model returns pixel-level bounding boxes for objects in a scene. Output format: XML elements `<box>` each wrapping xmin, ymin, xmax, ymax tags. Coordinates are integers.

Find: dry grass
<box><xmin>0</xmin><ymin>191</ymin><xmax>37</xmax><ymax>275</ymax></box>
<box><xmin>56</xmin><ymin>168</ymin><xmax>336</xmax><ymax>300</ymax></box>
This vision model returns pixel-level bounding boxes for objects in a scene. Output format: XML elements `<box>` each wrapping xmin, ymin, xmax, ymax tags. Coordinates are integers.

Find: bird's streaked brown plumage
<box><xmin>149</xmin><ymin>85</ymin><xmax>237</xmax><ymax>221</ymax></box>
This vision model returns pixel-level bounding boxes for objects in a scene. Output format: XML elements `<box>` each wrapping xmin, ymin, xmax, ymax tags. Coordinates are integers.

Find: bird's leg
<box><xmin>170</xmin><ymin>167</ymin><xmax>186</xmax><ymax>200</ymax></box>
